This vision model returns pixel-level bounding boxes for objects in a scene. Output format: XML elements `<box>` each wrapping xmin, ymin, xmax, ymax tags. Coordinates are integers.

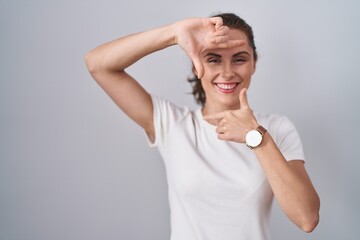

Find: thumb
<box><xmin>192</xmin><ymin>55</ymin><xmax>204</xmax><ymax>79</ymax></box>
<box><xmin>239</xmin><ymin>88</ymin><xmax>251</xmax><ymax>110</ymax></box>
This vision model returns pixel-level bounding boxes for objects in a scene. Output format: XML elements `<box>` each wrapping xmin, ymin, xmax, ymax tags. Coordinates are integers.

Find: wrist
<box><xmin>245</xmin><ymin>125</ymin><xmax>267</xmax><ymax>150</ymax></box>
<box><xmin>168</xmin><ymin>21</ymin><xmax>186</xmax><ymax>47</ymax></box>
<box><xmin>166</xmin><ymin>22</ymin><xmax>179</xmax><ymax>46</ymax></box>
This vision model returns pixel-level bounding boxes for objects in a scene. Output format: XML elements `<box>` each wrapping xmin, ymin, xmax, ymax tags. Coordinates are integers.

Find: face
<box><xmin>199</xmin><ymin>29</ymin><xmax>256</xmax><ymax>112</ymax></box>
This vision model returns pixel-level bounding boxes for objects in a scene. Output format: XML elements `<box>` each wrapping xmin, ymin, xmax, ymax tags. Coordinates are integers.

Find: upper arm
<box><xmin>88</xmin><ymin>68</ymin><xmax>155</xmax><ymax>140</ymax></box>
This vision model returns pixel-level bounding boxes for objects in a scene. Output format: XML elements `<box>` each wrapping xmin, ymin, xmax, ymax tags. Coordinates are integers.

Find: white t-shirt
<box><xmin>148</xmin><ymin>96</ymin><xmax>305</xmax><ymax>240</ymax></box>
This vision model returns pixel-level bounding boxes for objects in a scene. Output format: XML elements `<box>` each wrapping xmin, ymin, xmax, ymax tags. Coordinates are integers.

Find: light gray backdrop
<box><xmin>1</xmin><ymin>0</ymin><xmax>359</xmax><ymax>239</ymax></box>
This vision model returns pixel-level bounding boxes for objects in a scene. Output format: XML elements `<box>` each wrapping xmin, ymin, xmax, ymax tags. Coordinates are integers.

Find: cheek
<box><xmin>238</xmin><ymin>64</ymin><xmax>255</xmax><ymax>77</ymax></box>
<box><xmin>201</xmin><ymin>69</ymin><xmax>217</xmax><ymax>81</ymax></box>
<box><xmin>203</xmin><ymin>65</ymin><xmax>221</xmax><ymax>79</ymax></box>
<box><xmin>199</xmin><ymin>78</ymin><xmax>212</xmax><ymax>90</ymax></box>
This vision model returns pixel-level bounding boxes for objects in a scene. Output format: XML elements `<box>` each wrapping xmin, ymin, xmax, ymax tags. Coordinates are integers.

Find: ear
<box><xmin>192</xmin><ymin>65</ymin><xmax>199</xmax><ymax>79</ymax></box>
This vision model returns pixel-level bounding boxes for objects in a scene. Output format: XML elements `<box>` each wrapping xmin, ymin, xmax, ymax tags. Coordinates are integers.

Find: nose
<box><xmin>220</xmin><ymin>63</ymin><xmax>235</xmax><ymax>80</ymax></box>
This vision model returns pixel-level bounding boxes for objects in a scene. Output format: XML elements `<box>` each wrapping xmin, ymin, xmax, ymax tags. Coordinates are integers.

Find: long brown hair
<box><xmin>188</xmin><ymin>13</ymin><xmax>258</xmax><ymax>106</ymax></box>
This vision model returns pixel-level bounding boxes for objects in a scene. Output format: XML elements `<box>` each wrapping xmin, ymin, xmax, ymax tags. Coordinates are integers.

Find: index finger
<box><xmin>216</xmin><ymin>39</ymin><xmax>246</xmax><ymax>49</ymax></box>
<box><xmin>203</xmin><ymin>111</ymin><xmax>227</xmax><ymax>122</ymax></box>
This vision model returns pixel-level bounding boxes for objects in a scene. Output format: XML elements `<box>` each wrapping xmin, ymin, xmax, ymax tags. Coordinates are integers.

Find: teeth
<box><xmin>216</xmin><ymin>83</ymin><xmax>237</xmax><ymax>90</ymax></box>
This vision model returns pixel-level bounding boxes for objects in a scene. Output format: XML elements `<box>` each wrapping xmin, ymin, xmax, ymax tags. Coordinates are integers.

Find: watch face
<box><xmin>245</xmin><ymin>130</ymin><xmax>262</xmax><ymax>147</ymax></box>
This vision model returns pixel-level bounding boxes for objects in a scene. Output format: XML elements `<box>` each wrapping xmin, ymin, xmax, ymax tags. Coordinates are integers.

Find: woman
<box><xmin>85</xmin><ymin>13</ymin><xmax>320</xmax><ymax>240</ymax></box>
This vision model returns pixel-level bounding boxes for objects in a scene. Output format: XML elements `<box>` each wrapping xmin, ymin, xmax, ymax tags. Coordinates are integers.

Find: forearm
<box><xmin>254</xmin><ymin>133</ymin><xmax>320</xmax><ymax>232</ymax></box>
<box><xmin>85</xmin><ymin>23</ymin><xmax>177</xmax><ymax>73</ymax></box>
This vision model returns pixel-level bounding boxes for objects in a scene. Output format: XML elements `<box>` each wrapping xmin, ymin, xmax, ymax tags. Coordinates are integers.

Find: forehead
<box><xmin>202</xmin><ymin>29</ymin><xmax>252</xmax><ymax>56</ymax></box>
<box><xmin>227</xmin><ymin>28</ymin><xmax>248</xmax><ymax>41</ymax></box>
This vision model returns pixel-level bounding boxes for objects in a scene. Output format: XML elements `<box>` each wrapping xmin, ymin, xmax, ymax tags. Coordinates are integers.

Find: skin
<box><xmin>199</xmin><ymin>29</ymin><xmax>255</xmax><ymax>117</ymax></box>
<box><xmin>85</xmin><ymin>16</ymin><xmax>320</xmax><ymax>233</ymax></box>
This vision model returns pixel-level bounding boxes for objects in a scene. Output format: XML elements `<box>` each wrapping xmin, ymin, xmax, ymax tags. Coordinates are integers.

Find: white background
<box><xmin>1</xmin><ymin>0</ymin><xmax>359</xmax><ymax>239</ymax></box>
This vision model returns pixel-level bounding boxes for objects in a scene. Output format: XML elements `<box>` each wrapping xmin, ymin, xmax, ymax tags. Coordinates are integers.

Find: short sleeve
<box><xmin>271</xmin><ymin>116</ymin><xmax>306</xmax><ymax>162</ymax></box>
<box><xmin>146</xmin><ymin>95</ymin><xmax>190</xmax><ymax>148</ymax></box>
<box><xmin>256</xmin><ymin>113</ymin><xmax>305</xmax><ymax>161</ymax></box>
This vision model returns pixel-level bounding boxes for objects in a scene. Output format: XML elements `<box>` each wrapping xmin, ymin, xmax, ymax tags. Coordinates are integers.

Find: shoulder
<box><xmin>151</xmin><ymin>95</ymin><xmax>193</xmax><ymax>124</ymax></box>
<box><xmin>254</xmin><ymin>112</ymin><xmax>299</xmax><ymax>139</ymax></box>
<box><xmin>254</xmin><ymin>112</ymin><xmax>291</xmax><ymax>128</ymax></box>
<box><xmin>255</xmin><ymin>112</ymin><xmax>305</xmax><ymax>160</ymax></box>
<box><xmin>149</xmin><ymin>95</ymin><xmax>196</xmax><ymax>147</ymax></box>
<box><xmin>152</xmin><ymin>95</ymin><xmax>191</xmax><ymax>113</ymax></box>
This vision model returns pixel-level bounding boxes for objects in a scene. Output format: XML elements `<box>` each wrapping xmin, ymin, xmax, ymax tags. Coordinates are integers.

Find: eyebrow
<box><xmin>204</xmin><ymin>51</ymin><xmax>251</xmax><ymax>58</ymax></box>
<box><xmin>233</xmin><ymin>51</ymin><xmax>251</xmax><ymax>57</ymax></box>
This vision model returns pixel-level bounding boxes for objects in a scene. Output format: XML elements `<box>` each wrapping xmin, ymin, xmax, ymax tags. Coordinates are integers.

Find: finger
<box><xmin>216</xmin><ymin>126</ymin><xmax>223</xmax><ymax>134</ymax></box>
<box><xmin>216</xmin><ymin>39</ymin><xmax>246</xmax><ymax>49</ymax></box>
<box><xmin>213</xmin><ymin>26</ymin><xmax>229</xmax><ymax>36</ymax></box>
<box><xmin>209</xmin><ymin>17</ymin><xmax>223</xmax><ymax>30</ymax></box>
<box><xmin>239</xmin><ymin>88</ymin><xmax>251</xmax><ymax>110</ymax></box>
<box><xmin>218</xmin><ymin>122</ymin><xmax>228</xmax><ymax>131</ymax></box>
<box><xmin>203</xmin><ymin>111</ymin><xmax>227</xmax><ymax>122</ymax></box>
<box><xmin>219</xmin><ymin>118</ymin><xmax>227</xmax><ymax>127</ymax></box>
<box><xmin>217</xmin><ymin>133</ymin><xmax>227</xmax><ymax>141</ymax></box>
<box><xmin>213</xmin><ymin>35</ymin><xmax>229</xmax><ymax>44</ymax></box>
<box><xmin>226</xmin><ymin>39</ymin><xmax>246</xmax><ymax>48</ymax></box>
<box><xmin>192</xmin><ymin>55</ymin><xmax>204</xmax><ymax>79</ymax></box>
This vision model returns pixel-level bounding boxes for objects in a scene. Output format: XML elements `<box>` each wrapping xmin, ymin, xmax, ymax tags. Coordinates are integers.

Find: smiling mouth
<box><xmin>215</xmin><ymin>83</ymin><xmax>240</xmax><ymax>93</ymax></box>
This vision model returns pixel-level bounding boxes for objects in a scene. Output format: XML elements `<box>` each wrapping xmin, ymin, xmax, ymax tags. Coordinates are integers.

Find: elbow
<box><xmin>84</xmin><ymin>52</ymin><xmax>98</xmax><ymax>74</ymax></box>
<box><xmin>299</xmin><ymin>192</ymin><xmax>321</xmax><ymax>233</ymax></box>
<box><xmin>299</xmin><ymin>212</ymin><xmax>320</xmax><ymax>233</ymax></box>
<box><xmin>84</xmin><ymin>52</ymin><xmax>123</xmax><ymax>76</ymax></box>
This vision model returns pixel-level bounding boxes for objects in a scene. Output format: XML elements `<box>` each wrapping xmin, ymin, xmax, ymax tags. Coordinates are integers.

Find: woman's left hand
<box><xmin>203</xmin><ymin>88</ymin><xmax>259</xmax><ymax>143</ymax></box>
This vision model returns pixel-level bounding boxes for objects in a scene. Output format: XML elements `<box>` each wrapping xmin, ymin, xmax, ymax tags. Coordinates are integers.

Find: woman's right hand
<box><xmin>173</xmin><ymin>17</ymin><xmax>244</xmax><ymax>79</ymax></box>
